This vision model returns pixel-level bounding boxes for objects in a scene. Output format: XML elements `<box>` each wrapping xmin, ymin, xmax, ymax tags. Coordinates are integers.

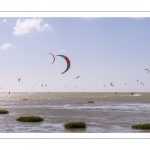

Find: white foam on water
<box><xmin>131</xmin><ymin>94</ymin><xmax>141</xmax><ymax>96</ymax></box>
<box><xmin>0</xmin><ymin>102</ymin><xmax>150</xmax><ymax>113</ymax></box>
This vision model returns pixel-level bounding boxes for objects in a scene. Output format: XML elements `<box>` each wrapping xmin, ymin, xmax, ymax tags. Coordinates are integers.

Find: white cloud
<box><xmin>130</xmin><ymin>17</ymin><xmax>144</xmax><ymax>20</ymax></box>
<box><xmin>80</xmin><ymin>17</ymin><xmax>100</xmax><ymax>21</ymax></box>
<box><xmin>0</xmin><ymin>43</ymin><xmax>16</xmax><ymax>50</ymax></box>
<box><xmin>59</xmin><ymin>49</ymin><xmax>65</xmax><ymax>52</ymax></box>
<box><xmin>83</xmin><ymin>17</ymin><xmax>95</xmax><ymax>21</ymax></box>
<box><xmin>2</xmin><ymin>19</ymin><xmax>7</xmax><ymax>23</ymax></box>
<box><xmin>0</xmin><ymin>19</ymin><xmax>7</xmax><ymax>24</ymax></box>
<box><xmin>13</xmin><ymin>18</ymin><xmax>53</xmax><ymax>36</ymax></box>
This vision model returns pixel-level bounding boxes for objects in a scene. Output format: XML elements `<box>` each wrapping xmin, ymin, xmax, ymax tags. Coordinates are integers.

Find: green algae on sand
<box><xmin>87</xmin><ymin>101</ymin><xmax>94</xmax><ymax>103</ymax></box>
<box><xmin>0</xmin><ymin>110</ymin><xmax>9</xmax><ymax>114</ymax></box>
<box><xmin>132</xmin><ymin>123</ymin><xmax>150</xmax><ymax>130</ymax></box>
<box><xmin>64</xmin><ymin>122</ymin><xmax>86</xmax><ymax>129</ymax></box>
<box><xmin>16</xmin><ymin>116</ymin><xmax>44</xmax><ymax>122</ymax></box>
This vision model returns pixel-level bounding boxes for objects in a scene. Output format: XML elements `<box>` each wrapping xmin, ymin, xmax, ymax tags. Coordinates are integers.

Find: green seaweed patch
<box><xmin>22</xmin><ymin>99</ymin><xmax>28</xmax><ymax>100</ymax></box>
<box><xmin>16</xmin><ymin>116</ymin><xmax>44</xmax><ymax>122</ymax></box>
<box><xmin>64</xmin><ymin>122</ymin><xmax>86</xmax><ymax>129</ymax></box>
<box><xmin>132</xmin><ymin>123</ymin><xmax>150</xmax><ymax>130</ymax></box>
<box><xmin>87</xmin><ymin>101</ymin><xmax>94</xmax><ymax>103</ymax></box>
<box><xmin>0</xmin><ymin>110</ymin><xmax>9</xmax><ymax>114</ymax></box>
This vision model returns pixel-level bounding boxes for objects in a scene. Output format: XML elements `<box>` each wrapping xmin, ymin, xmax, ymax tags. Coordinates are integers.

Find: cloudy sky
<box><xmin>0</xmin><ymin>17</ymin><xmax>150</xmax><ymax>92</ymax></box>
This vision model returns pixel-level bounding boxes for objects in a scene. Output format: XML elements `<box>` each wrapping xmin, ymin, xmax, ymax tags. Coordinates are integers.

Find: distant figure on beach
<box><xmin>116</xmin><ymin>92</ymin><xmax>117</xmax><ymax>94</ymax></box>
<box><xmin>9</xmin><ymin>92</ymin><xmax>10</xmax><ymax>94</ymax></box>
<box><xmin>131</xmin><ymin>92</ymin><xmax>134</xmax><ymax>95</ymax></box>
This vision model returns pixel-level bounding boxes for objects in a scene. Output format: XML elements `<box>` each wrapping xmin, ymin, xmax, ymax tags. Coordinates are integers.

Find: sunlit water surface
<box><xmin>0</xmin><ymin>92</ymin><xmax>150</xmax><ymax>133</ymax></box>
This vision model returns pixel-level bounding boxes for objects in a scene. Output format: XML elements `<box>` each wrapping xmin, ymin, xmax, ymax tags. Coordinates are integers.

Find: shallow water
<box><xmin>0</xmin><ymin>92</ymin><xmax>150</xmax><ymax>133</ymax></box>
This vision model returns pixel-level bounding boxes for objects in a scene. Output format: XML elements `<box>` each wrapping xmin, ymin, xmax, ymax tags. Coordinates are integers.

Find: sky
<box><xmin>0</xmin><ymin>17</ymin><xmax>150</xmax><ymax>92</ymax></box>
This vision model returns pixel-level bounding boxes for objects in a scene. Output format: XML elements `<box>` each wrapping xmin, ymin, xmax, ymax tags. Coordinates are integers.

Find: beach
<box><xmin>0</xmin><ymin>92</ymin><xmax>150</xmax><ymax>133</ymax></box>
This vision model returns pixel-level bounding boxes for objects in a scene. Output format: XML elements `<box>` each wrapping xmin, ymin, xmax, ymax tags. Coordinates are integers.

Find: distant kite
<box><xmin>144</xmin><ymin>69</ymin><xmax>149</xmax><ymax>74</ymax></box>
<box><xmin>74</xmin><ymin>76</ymin><xmax>80</xmax><ymax>79</ymax></box>
<box><xmin>18</xmin><ymin>78</ymin><xmax>21</xmax><ymax>82</ymax></box>
<box><xmin>137</xmin><ymin>80</ymin><xmax>139</xmax><ymax>82</ymax></box>
<box><xmin>57</xmin><ymin>55</ymin><xmax>71</xmax><ymax>74</ymax></box>
<box><xmin>124</xmin><ymin>82</ymin><xmax>127</xmax><ymax>85</ymax></box>
<box><xmin>110</xmin><ymin>83</ymin><xmax>114</xmax><ymax>87</ymax></box>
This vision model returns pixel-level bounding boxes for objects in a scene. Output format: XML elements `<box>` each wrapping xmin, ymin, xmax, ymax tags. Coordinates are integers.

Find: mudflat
<box><xmin>0</xmin><ymin>92</ymin><xmax>150</xmax><ymax>133</ymax></box>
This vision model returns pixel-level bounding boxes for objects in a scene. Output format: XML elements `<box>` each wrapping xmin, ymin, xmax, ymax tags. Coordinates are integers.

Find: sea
<box><xmin>0</xmin><ymin>92</ymin><xmax>150</xmax><ymax>133</ymax></box>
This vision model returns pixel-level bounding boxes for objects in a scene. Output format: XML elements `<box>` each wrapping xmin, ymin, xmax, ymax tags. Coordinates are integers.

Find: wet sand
<box><xmin>0</xmin><ymin>92</ymin><xmax>150</xmax><ymax>132</ymax></box>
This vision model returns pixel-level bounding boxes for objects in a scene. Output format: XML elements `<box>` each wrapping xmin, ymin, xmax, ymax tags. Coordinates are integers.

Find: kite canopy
<box><xmin>57</xmin><ymin>55</ymin><xmax>71</xmax><ymax>74</ymax></box>
<box><xmin>74</xmin><ymin>76</ymin><xmax>80</xmax><ymax>79</ymax></box>
<box><xmin>110</xmin><ymin>83</ymin><xmax>114</xmax><ymax>87</ymax></box>
<box><xmin>144</xmin><ymin>69</ymin><xmax>149</xmax><ymax>74</ymax></box>
<box><xmin>48</xmin><ymin>53</ymin><xmax>55</xmax><ymax>64</ymax></box>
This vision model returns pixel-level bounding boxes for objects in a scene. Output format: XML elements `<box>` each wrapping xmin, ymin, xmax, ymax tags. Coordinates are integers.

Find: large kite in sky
<box><xmin>48</xmin><ymin>53</ymin><xmax>55</xmax><ymax>64</ymax></box>
<box><xmin>57</xmin><ymin>55</ymin><xmax>71</xmax><ymax>74</ymax></box>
